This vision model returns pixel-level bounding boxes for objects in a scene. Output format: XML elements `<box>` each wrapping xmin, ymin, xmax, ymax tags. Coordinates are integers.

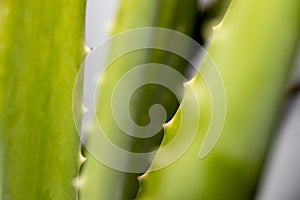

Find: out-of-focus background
<box><xmin>85</xmin><ymin>0</ymin><xmax>300</xmax><ymax>199</ymax></box>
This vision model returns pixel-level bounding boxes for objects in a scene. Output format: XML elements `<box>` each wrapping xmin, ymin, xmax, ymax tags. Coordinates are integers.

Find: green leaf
<box><xmin>0</xmin><ymin>0</ymin><xmax>86</xmax><ymax>199</ymax></box>
<box><xmin>137</xmin><ymin>0</ymin><xmax>300</xmax><ymax>199</ymax></box>
<box><xmin>80</xmin><ymin>0</ymin><xmax>200</xmax><ymax>199</ymax></box>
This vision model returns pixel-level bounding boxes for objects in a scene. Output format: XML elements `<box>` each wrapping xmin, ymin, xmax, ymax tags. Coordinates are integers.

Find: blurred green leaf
<box><xmin>137</xmin><ymin>0</ymin><xmax>300</xmax><ymax>199</ymax></box>
<box><xmin>80</xmin><ymin>0</ymin><xmax>200</xmax><ymax>199</ymax></box>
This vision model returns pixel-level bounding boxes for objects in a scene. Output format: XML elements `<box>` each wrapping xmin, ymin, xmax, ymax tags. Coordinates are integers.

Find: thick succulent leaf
<box><xmin>80</xmin><ymin>0</ymin><xmax>199</xmax><ymax>199</ymax></box>
<box><xmin>0</xmin><ymin>0</ymin><xmax>86</xmax><ymax>199</ymax></box>
<box><xmin>137</xmin><ymin>0</ymin><xmax>300</xmax><ymax>199</ymax></box>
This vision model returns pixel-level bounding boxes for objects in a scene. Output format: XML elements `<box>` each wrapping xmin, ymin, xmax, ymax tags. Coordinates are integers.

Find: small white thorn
<box><xmin>79</xmin><ymin>153</ymin><xmax>87</xmax><ymax>164</ymax></box>
<box><xmin>212</xmin><ymin>21</ymin><xmax>223</xmax><ymax>32</ymax></box>
<box><xmin>72</xmin><ymin>177</ymin><xmax>84</xmax><ymax>188</ymax></box>
<box><xmin>163</xmin><ymin>119</ymin><xmax>174</xmax><ymax>130</ymax></box>
<box><xmin>162</xmin><ymin>123</ymin><xmax>168</xmax><ymax>129</ymax></box>
<box><xmin>137</xmin><ymin>173</ymin><xmax>148</xmax><ymax>182</ymax></box>
<box><xmin>82</xmin><ymin>104</ymin><xmax>88</xmax><ymax>115</ymax></box>
<box><xmin>84</xmin><ymin>45</ymin><xmax>92</xmax><ymax>53</ymax></box>
<box><xmin>184</xmin><ymin>77</ymin><xmax>196</xmax><ymax>87</ymax></box>
<box><xmin>183</xmin><ymin>81</ymin><xmax>189</xmax><ymax>88</ymax></box>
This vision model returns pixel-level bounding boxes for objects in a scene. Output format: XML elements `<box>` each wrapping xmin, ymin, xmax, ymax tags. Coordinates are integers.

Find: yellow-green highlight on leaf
<box><xmin>137</xmin><ymin>0</ymin><xmax>300</xmax><ymax>199</ymax></box>
<box><xmin>0</xmin><ymin>0</ymin><xmax>86</xmax><ymax>199</ymax></box>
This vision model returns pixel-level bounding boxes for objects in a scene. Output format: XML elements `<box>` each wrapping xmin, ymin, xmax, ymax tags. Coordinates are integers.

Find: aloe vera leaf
<box><xmin>80</xmin><ymin>0</ymin><xmax>200</xmax><ymax>199</ymax></box>
<box><xmin>0</xmin><ymin>0</ymin><xmax>86</xmax><ymax>199</ymax></box>
<box><xmin>0</xmin><ymin>9</ymin><xmax>2</xmax><ymax>195</ymax></box>
<box><xmin>0</xmin><ymin>146</ymin><xmax>1</xmax><ymax>198</ymax></box>
<box><xmin>137</xmin><ymin>0</ymin><xmax>300</xmax><ymax>199</ymax></box>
